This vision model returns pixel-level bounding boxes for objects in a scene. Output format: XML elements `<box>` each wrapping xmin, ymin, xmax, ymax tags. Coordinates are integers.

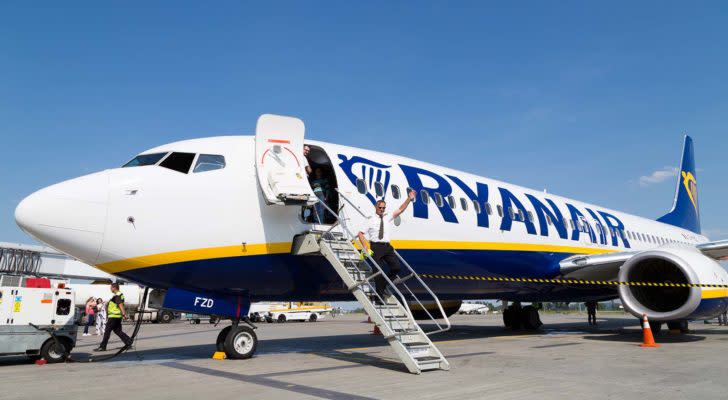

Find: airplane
<box><xmin>457</xmin><ymin>302</ymin><xmax>490</xmax><ymax>315</ymax></box>
<box><xmin>14</xmin><ymin>113</ymin><xmax>728</xmax><ymax>367</ymax></box>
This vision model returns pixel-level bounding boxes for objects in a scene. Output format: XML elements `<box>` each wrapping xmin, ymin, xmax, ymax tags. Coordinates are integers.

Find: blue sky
<box><xmin>2</xmin><ymin>1</ymin><xmax>728</xmax><ymax>245</ymax></box>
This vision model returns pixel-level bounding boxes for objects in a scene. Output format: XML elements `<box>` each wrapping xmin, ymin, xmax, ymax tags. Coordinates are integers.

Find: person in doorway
<box><xmin>94</xmin><ymin>283</ymin><xmax>132</xmax><ymax>351</ymax></box>
<box><xmin>95</xmin><ymin>297</ymin><xmax>107</xmax><ymax>336</ymax></box>
<box><xmin>303</xmin><ymin>145</ymin><xmax>313</xmax><ymax>176</ymax></box>
<box><xmin>310</xmin><ymin>167</ymin><xmax>331</xmax><ymax>224</ymax></box>
<box><xmin>357</xmin><ymin>189</ymin><xmax>416</xmax><ymax>301</ymax></box>
<box><xmin>586</xmin><ymin>301</ymin><xmax>597</xmax><ymax>326</ymax></box>
<box><xmin>83</xmin><ymin>297</ymin><xmax>96</xmax><ymax>336</ymax></box>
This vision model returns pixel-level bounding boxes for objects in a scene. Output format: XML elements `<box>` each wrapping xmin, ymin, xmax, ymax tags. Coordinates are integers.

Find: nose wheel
<box><xmin>216</xmin><ymin>319</ymin><xmax>258</xmax><ymax>359</ymax></box>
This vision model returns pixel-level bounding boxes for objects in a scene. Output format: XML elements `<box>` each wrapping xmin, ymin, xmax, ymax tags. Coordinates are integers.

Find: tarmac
<box><xmin>1</xmin><ymin>313</ymin><xmax>727</xmax><ymax>400</ymax></box>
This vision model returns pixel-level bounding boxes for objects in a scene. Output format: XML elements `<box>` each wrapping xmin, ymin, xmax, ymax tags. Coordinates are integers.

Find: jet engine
<box><xmin>618</xmin><ymin>246</ymin><xmax>728</xmax><ymax>321</ymax></box>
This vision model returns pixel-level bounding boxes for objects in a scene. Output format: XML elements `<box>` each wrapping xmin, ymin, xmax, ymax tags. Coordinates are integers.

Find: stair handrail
<box><xmin>327</xmin><ymin>190</ymin><xmax>452</xmax><ymax>336</ymax></box>
<box><xmin>392</xmin><ymin>249</ymin><xmax>451</xmax><ymax>335</ymax></box>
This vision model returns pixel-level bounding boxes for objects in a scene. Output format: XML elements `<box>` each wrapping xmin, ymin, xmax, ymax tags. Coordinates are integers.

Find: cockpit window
<box><xmin>122</xmin><ymin>152</ymin><xmax>167</xmax><ymax>168</ymax></box>
<box><xmin>193</xmin><ymin>154</ymin><xmax>226</xmax><ymax>173</ymax></box>
<box><xmin>159</xmin><ymin>152</ymin><xmax>196</xmax><ymax>174</ymax></box>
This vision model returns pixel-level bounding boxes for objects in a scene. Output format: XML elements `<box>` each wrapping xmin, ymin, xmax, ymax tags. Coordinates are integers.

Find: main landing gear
<box><xmin>503</xmin><ymin>302</ymin><xmax>543</xmax><ymax>331</ymax></box>
<box><xmin>215</xmin><ymin>318</ymin><xmax>258</xmax><ymax>359</ymax></box>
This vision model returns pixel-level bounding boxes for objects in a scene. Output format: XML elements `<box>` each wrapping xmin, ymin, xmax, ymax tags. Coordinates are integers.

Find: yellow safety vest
<box><xmin>107</xmin><ymin>292</ymin><xmax>125</xmax><ymax>318</ymax></box>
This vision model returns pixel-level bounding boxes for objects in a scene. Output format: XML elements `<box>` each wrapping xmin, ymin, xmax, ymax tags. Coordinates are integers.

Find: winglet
<box><xmin>657</xmin><ymin>136</ymin><xmax>700</xmax><ymax>234</ymax></box>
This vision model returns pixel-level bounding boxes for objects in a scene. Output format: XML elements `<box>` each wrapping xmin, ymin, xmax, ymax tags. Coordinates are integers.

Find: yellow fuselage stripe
<box><xmin>701</xmin><ymin>289</ymin><xmax>728</xmax><ymax>299</ymax></box>
<box><xmin>96</xmin><ymin>240</ymin><xmax>616</xmax><ymax>274</ymax></box>
<box><xmin>97</xmin><ymin>242</ymin><xmax>293</xmax><ymax>274</ymax></box>
<box><xmin>391</xmin><ymin>240</ymin><xmax>616</xmax><ymax>255</ymax></box>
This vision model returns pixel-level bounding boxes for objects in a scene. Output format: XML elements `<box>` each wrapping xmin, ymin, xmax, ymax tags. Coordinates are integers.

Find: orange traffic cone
<box><xmin>371</xmin><ymin>324</ymin><xmax>382</xmax><ymax>336</ymax></box>
<box><xmin>640</xmin><ymin>314</ymin><xmax>660</xmax><ymax>348</ymax></box>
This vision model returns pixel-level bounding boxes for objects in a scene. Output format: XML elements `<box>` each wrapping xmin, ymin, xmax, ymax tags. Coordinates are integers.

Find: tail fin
<box><xmin>657</xmin><ymin>136</ymin><xmax>700</xmax><ymax>234</ymax></box>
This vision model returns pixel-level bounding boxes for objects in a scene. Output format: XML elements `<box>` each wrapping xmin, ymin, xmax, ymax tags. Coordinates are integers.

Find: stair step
<box><xmin>391</xmin><ymin>328</ymin><xmax>419</xmax><ymax>334</ymax></box>
<box><xmin>404</xmin><ymin>342</ymin><xmax>430</xmax><ymax>347</ymax></box>
<box><xmin>418</xmin><ymin>363</ymin><xmax>444</xmax><ymax>371</ymax></box>
<box><xmin>383</xmin><ymin>315</ymin><xmax>410</xmax><ymax>321</ymax></box>
<box><xmin>415</xmin><ymin>356</ymin><xmax>442</xmax><ymax>363</ymax></box>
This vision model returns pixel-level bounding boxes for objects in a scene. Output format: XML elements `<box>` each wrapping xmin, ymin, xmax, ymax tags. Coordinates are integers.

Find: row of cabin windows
<box><xmin>123</xmin><ymin>152</ymin><xmax>226</xmax><ymax>174</ymax></box>
<box><xmin>356</xmin><ymin>179</ymin><xmax>694</xmax><ymax>246</ymax></box>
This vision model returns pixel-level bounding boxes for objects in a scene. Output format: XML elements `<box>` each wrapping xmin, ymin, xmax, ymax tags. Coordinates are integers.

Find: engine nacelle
<box><xmin>618</xmin><ymin>246</ymin><xmax>728</xmax><ymax>321</ymax></box>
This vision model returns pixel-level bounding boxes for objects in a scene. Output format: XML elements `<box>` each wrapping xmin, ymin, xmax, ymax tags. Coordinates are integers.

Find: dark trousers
<box><xmin>587</xmin><ymin>310</ymin><xmax>597</xmax><ymax>325</ymax></box>
<box><xmin>83</xmin><ymin>314</ymin><xmax>95</xmax><ymax>334</ymax></box>
<box><xmin>371</xmin><ymin>242</ymin><xmax>401</xmax><ymax>296</ymax></box>
<box><xmin>99</xmin><ymin>317</ymin><xmax>132</xmax><ymax>349</ymax></box>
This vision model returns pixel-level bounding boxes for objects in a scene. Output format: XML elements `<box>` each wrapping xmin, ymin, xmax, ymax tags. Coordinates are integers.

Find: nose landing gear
<box><xmin>215</xmin><ymin>318</ymin><xmax>258</xmax><ymax>359</ymax></box>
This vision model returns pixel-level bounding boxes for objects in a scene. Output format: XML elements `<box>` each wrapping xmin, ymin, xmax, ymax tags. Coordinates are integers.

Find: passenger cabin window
<box><xmin>447</xmin><ymin>196</ymin><xmax>455</xmax><ymax>209</ymax></box>
<box><xmin>420</xmin><ymin>190</ymin><xmax>430</xmax><ymax>204</ymax></box>
<box><xmin>159</xmin><ymin>152</ymin><xmax>196</xmax><ymax>174</ymax></box>
<box><xmin>485</xmin><ymin>203</ymin><xmax>492</xmax><ymax>215</ymax></box>
<box><xmin>356</xmin><ymin>179</ymin><xmax>367</xmax><ymax>194</ymax></box>
<box><xmin>193</xmin><ymin>154</ymin><xmax>226</xmax><ymax>173</ymax></box>
<box><xmin>460</xmin><ymin>198</ymin><xmax>468</xmax><ymax>211</ymax></box>
<box><xmin>374</xmin><ymin>182</ymin><xmax>384</xmax><ymax>197</ymax></box>
<box><xmin>391</xmin><ymin>185</ymin><xmax>401</xmax><ymax>199</ymax></box>
<box><xmin>123</xmin><ymin>152</ymin><xmax>167</xmax><ymax>167</ymax></box>
<box><xmin>473</xmin><ymin>201</ymin><xmax>481</xmax><ymax>214</ymax></box>
<box><xmin>508</xmin><ymin>207</ymin><xmax>515</xmax><ymax>220</ymax></box>
<box><xmin>497</xmin><ymin>205</ymin><xmax>503</xmax><ymax>217</ymax></box>
<box><xmin>527</xmin><ymin>211</ymin><xmax>534</xmax><ymax>223</ymax></box>
<box><xmin>434</xmin><ymin>193</ymin><xmax>444</xmax><ymax>207</ymax></box>
<box><xmin>546</xmin><ymin>215</ymin><xmax>553</xmax><ymax>225</ymax></box>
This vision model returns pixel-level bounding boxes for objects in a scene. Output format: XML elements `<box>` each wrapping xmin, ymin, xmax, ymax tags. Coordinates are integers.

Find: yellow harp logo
<box><xmin>681</xmin><ymin>171</ymin><xmax>698</xmax><ymax>211</ymax></box>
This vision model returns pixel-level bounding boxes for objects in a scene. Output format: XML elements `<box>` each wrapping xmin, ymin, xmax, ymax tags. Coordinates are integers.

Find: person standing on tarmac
<box><xmin>83</xmin><ymin>297</ymin><xmax>96</xmax><ymax>336</ymax></box>
<box><xmin>95</xmin><ymin>297</ymin><xmax>107</xmax><ymax>336</ymax></box>
<box><xmin>94</xmin><ymin>283</ymin><xmax>133</xmax><ymax>352</ymax></box>
<box><xmin>586</xmin><ymin>301</ymin><xmax>597</xmax><ymax>326</ymax></box>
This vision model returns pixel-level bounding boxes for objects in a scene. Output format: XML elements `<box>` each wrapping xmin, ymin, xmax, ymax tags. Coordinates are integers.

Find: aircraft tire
<box><xmin>223</xmin><ymin>326</ymin><xmax>257</xmax><ymax>360</ymax></box>
<box><xmin>503</xmin><ymin>307</ymin><xmax>521</xmax><ymax>330</ymax></box>
<box><xmin>216</xmin><ymin>326</ymin><xmax>232</xmax><ymax>352</ymax></box>
<box><xmin>309</xmin><ymin>313</ymin><xmax>318</xmax><ymax>322</ymax></box>
<box><xmin>667</xmin><ymin>320</ymin><xmax>689</xmax><ymax>333</ymax></box>
<box><xmin>277</xmin><ymin>314</ymin><xmax>286</xmax><ymax>323</ymax></box>
<box><xmin>520</xmin><ymin>305</ymin><xmax>542</xmax><ymax>330</ymax></box>
<box><xmin>650</xmin><ymin>320</ymin><xmax>662</xmax><ymax>335</ymax></box>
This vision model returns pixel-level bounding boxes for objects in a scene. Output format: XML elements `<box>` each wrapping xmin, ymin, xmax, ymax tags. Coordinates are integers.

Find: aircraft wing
<box><xmin>559</xmin><ymin>240</ymin><xmax>728</xmax><ymax>281</ymax></box>
<box><xmin>559</xmin><ymin>252</ymin><xmax>636</xmax><ymax>280</ymax></box>
<box><xmin>696</xmin><ymin>240</ymin><xmax>728</xmax><ymax>260</ymax></box>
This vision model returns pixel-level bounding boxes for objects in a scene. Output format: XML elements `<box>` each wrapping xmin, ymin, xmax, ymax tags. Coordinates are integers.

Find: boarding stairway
<box><xmin>291</xmin><ymin>195</ymin><xmax>451</xmax><ymax>374</ymax></box>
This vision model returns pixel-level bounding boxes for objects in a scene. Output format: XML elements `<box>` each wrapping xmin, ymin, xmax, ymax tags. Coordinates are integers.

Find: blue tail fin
<box><xmin>657</xmin><ymin>136</ymin><xmax>700</xmax><ymax>233</ymax></box>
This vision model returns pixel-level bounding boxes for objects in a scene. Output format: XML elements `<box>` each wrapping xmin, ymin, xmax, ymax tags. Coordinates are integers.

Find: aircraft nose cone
<box><xmin>15</xmin><ymin>171</ymin><xmax>109</xmax><ymax>264</ymax></box>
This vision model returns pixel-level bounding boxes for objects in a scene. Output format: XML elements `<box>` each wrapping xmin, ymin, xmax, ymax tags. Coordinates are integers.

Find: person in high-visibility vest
<box><xmin>94</xmin><ymin>283</ymin><xmax>133</xmax><ymax>352</ymax></box>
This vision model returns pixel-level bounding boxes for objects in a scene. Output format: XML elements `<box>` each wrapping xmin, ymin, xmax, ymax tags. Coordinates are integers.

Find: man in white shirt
<box><xmin>357</xmin><ymin>190</ymin><xmax>416</xmax><ymax>299</ymax></box>
<box><xmin>303</xmin><ymin>145</ymin><xmax>312</xmax><ymax>175</ymax></box>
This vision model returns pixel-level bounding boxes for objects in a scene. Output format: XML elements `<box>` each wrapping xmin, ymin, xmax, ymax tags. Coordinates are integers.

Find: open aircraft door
<box><xmin>255</xmin><ymin>114</ymin><xmax>316</xmax><ymax>206</ymax></box>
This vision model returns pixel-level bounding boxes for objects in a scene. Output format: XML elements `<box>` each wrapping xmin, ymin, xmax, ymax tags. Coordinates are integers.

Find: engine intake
<box><xmin>618</xmin><ymin>248</ymin><xmax>702</xmax><ymax>321</ymax></box>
